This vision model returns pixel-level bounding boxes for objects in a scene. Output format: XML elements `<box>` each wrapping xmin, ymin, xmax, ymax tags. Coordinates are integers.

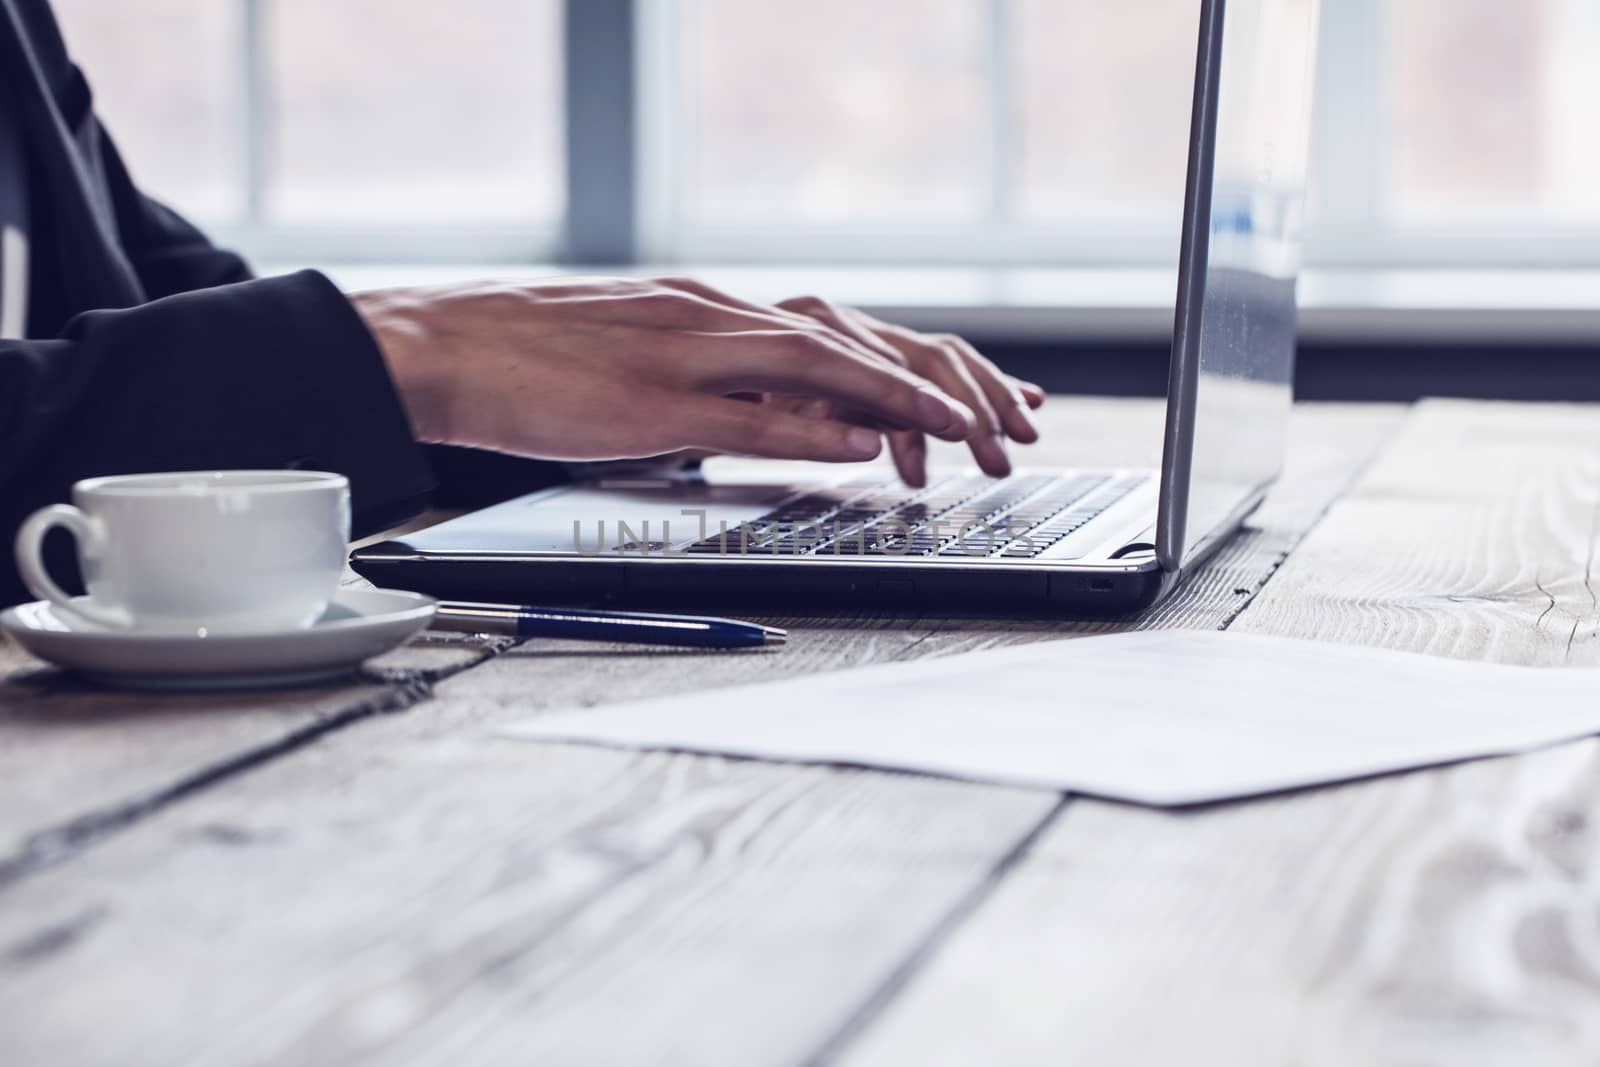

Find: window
<box><xmin>46</xmin><ymin>0</ymin><xmax>1600</xmax><ymax>271</ymax></box>
<box><xmin>51</xmin><ymin>0</ymin><xmax>564</xmax><ymax>262</ymax></box>
<box><xmin>1387</xmin><ymin>0</ymin><xmax>1600</xmax><ymax>227</ymax></box>
<box><xmin>645</xmin><ymin>0</ymin><xmax>1200</xmax><ymax>263</ymax></box>
<box><xmin>48</xmin><ymin>0</ymin><xmax>242</xmax><ymax>222</ymax></box>
<box><xmin>1310</xmin><ymin>0</ymin><xmax>1600</xmax><ymax>267</ymax></box>
<box><xmin>680</xmin><ymin>2</ymin><xmax>992</xmax><ymax>224</ymax></box>
<box><xmin>265</xmin><ymin>0</ymin><xmax>563</xmax><ymax>227</ymax></box>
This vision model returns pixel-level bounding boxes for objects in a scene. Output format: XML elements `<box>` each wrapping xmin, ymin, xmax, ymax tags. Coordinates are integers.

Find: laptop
<box><xmin>352</xmin><ymin>0</ymin><xmax>1322</xmax><ymax>617</ymax></box>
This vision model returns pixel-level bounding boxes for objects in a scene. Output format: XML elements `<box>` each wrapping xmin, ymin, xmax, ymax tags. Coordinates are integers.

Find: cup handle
<box><xmin>14</xmin><ymin>504</ymin><xmax>132</xmax><ymax>629</ymax></box>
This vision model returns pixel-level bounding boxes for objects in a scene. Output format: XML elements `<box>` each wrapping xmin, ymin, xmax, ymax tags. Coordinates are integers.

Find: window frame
<box><xmin>206</xmin><ymin>0</ymin><xmax>1600</xmax><ymax>271</ymax></box>
<box><xmin>207</xmin><ymin>0</ymin><xmax>567</xmax><ymax>266</ymax></box>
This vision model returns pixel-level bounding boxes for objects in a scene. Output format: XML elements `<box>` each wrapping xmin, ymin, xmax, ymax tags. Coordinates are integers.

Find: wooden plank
<box><xmin>0</xmin><ymin>399</ymin><xmax>1396</xmax><ymax>865</ymax></box>
<box><xmin>0</xmin><ymin>621</ymin><xmax>497</xmax><ymax>870</ymax></box>
<box><xmin>1230</xmin><ymin>399</ymin><xmax>1600</xmax><ymax>663</ymax></box>
<box><xmin>839</xmin><ymin>743</ymin><xmax>1600</xmax><ymax>1067</ymax></box>
<box><xmin>838</xmin><ymin>399</ymin><xmax>1600</xmax><ymax>1067</ymax></box>
<box><xmin>1130</xmin><ymin>400</ymin><xmax>1407</xmax><ymax>633</ymax></box>
<box><xmin>0</xmin><ymin>489</ymin><xmax>478</xmax><ymax>864</ymax></box>
<box><xmin>0</xmin><ymin>392</ymin><xmax>1140</xmax><ymax>864</ymax></box>
<box><xmin>0</xmin><ymin>402</ymin><xmax>1398</xmax><ymax>1066</ymax></box>
<box><xmin>0</xmin><ymin>747</ymin><xmax>1055</xmax><ymax>1067</ymax></box>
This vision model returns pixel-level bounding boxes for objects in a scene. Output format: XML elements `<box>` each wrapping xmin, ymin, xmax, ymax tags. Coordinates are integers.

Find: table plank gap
<box><xmin>0</xmin><ymin>634</ymin><xmax>514</xmax><ymax>885</ymax></box>
<box><xmin>0</xmin><ymin>400</ymin><xmax>1405</xmax><ymax>1067</ymax></box>
<box><xmin>802</xmin><ymin>796</ymin><xmax>1071</xmax><ymax>1067</ymax></box>
<box><xmin>834</xmin><ymin>399</ymin><xmax>1600</xmax><ymax>1067</ymax></box>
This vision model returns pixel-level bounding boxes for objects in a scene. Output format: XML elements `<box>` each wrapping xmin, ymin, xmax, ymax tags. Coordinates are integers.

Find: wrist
<box><xmin>348</xmin><ymin>288</ymin><xmax>451</xmax><ymax>443</ymax></box>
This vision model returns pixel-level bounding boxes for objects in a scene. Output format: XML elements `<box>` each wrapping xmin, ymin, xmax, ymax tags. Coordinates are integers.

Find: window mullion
<box><xmin>985</xmin><ymin>0</ymin><xmax>1015</xmax><ymax>225</ymax></box>
<box><xmin>562</xmin><ymin>0</ymin><xmax>639</xmax><ymax>265</ymax></box>
<box><xmin>238</xmin><ymin>0</ymin><xmax>270</xmax><ymax>227</ymax></box>
<box><xmin>634</xmin><ymin>0</ymin><xmax>684</xmax><ymax>263</ymax></box>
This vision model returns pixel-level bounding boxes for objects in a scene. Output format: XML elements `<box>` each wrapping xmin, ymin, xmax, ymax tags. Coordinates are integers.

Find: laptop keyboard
<box><xmin>683</xmin><ymin>471</ymin><xmax>1148</xmax><ymax>560</ymax></box>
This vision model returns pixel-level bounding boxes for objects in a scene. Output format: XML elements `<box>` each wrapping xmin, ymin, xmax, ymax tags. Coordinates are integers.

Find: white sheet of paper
<box><xmin>500</xmin><ymin>631</ymin><xmax>1600</xmax><ymax>806</ymax></box>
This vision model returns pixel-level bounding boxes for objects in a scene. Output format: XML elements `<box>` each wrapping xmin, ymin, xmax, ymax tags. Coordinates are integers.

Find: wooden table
<box><xmin>5</xmin><ymin>397</ymin><xmax>1600</xmax><ymax>1067</ymax></box>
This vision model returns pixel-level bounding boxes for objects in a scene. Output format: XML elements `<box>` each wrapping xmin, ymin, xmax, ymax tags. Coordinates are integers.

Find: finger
<box><xmin>519</xmin><ymin>277</ymin><xmax>751</xmax><ymax>330</ymax></box>
<box><xmin>654</xmin><ymin>275</ymin><xmax>804</xmax><ymax>324</ymax></box>
<box><xmin>777</xmin><ymin>295</ymin><xmax>948</xmax><ymax>449</ymax></box>
<box><xmin>580</xmin><ymin>276</ymin><xmax>835</xmax><ymax>337</ymax></box>
<box><xmin>887</xmin><ymin>430</ymin><xmax>928</xmax><ymax>488</ymax></box>
<box><xmin>765</xmin><ymin>394</ymin><xmax>911</xmax><ymax>439</ymax></box>
<box><xmin>646</xmin><ymin>284</ymin><xmax>982</xmax><ymax>445</ymax></box>
<box><xmin>667</xmin><ymin>283</ymin><xmax>907</xmax><ymax>378</ymax></box>
<box><xmin>652</xmin><ymin>277</ymin><xmax>902</xmax><ymax>363</ymax></box>
<box><xmin>913</xmin><ymin>341</ymin><xmax>1012</xmax><ymax>478</ymax></box>
<box><xmin>843</xmin><ymin>304</ymin><xmax>1045</xmax><ymax>411</ymax></box>
<box><xmin>778</xmin><ymin>298</ymin><xmax>1034</xmax><ymax>475</ymax></box>
<box><xmin>661</xmin><ymin>286</ymin><xmax>969</xmax><ymax>458</ymax></box>
<box><xmin>794</xmin><ymin>396</ymin><xmax>832</xmax><ymax>420</ymax></box>
<box><xmin>843</xmin><ymin>308</ymin><xmax>1039</xmax><ymax>446</ymax></box>
<box><xmin>768</xmin><ymin>295</ymin><xmax>1004</xmax><ymax>463</ymax></box>
<box><xmin>776</xmin><ymin>295</ymin><xmax>909</xmax><ymax>367</ymax></box>
<box><xmin>674</xmin><ymin>395</ymin><xmax>885</xmax><ymax>463</ymax></box>
<box><xmin>840</xmin><ymin>317</ymin><xmax>1011</xmax><ymax>477</ymax></box>
<box><xmin>663</xmin><ymin>281</ymin><xmax>926</xmax><ymax>412</ymax></box>
<box><xmin>942</xmin><ymin>334</ymin><xmax>1041</xmax><ymax>444</ymax></box>
<box><xmin>678</xmin><ymin>328</ymin><xmax>978</xmax><ymax>441</ymax></box>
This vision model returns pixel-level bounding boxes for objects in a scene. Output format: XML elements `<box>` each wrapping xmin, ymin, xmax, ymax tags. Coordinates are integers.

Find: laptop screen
<box><xmin>1156</xmin><ymin>0</ymin><xmax>1321</xmax><ymax>570</ymax></box>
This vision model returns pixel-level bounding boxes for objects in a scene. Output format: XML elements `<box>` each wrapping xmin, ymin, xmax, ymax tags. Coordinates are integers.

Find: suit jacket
<box><xmin>0</xmin><ymin>0</ymin><xmax>565</xmax><ymax>608</ymax></box>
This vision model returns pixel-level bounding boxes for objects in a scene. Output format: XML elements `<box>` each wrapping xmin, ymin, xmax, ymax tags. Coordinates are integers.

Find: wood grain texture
<box><xmin>840</xmin><ymin>743</ymin><xmax>1600</xmax><ymax>1067</ymax></box>
<box><xmin>0</xmin><ymin>746</ymin><xmax>1054</xmax><ymax>1067</ymax></box>
<box><xmin>1230</xmin><ymin>399</ymin><xmax>1600</xmax><ymax>663</ymax></box>
<box><xmin>0</xmin><ymin>630</ymin><xmax>495</xmax><ymax>872</ymax></box>
<box><xmin>0</xmin><ymin>400</ymin><xmax>1397</xmax><ymax>865</ymax></box>
<box><xmin>0</xmin><ymin>401</ymin><xmax>1399</xmax><ymax>1066</ymax></box>
<box><xmin>839</xmin><ymin>399</ymin><xmax>1600</xmax><ymax>1067</ymax></box>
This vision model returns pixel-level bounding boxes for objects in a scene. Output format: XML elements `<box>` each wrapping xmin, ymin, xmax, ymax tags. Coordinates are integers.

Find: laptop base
<box><xmin>350</xmin><ymin>549</ymin><xmax>1170</xmax><ymax>620</ymax></box>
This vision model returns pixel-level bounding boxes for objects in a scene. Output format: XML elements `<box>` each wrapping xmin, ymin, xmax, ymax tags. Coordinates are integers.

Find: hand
<box><xmin>350</xmin><ymin>276</ymin><xmax>1044</xmax><ymax>482</ymax></box>
<box><xmin>772</xmin><ymin>296</ymin><xmax>1045</xmax><ymax>485</ymax></box>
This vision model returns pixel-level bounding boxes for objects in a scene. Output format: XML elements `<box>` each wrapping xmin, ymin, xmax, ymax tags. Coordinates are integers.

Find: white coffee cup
<box><xmin>14</xmin><ymin>470</ymin><xmax>350</xmax><ymax>634</ymax></box>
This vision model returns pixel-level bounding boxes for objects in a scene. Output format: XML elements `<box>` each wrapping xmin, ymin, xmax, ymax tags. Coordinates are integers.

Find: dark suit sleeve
<box><xmin>90</xmin><ymin>119</ymin><xmax>572</xmax><ymax>513</ymax></box>
<box><xmin>0</xmin><ymin>270</ymin><xmax>436</xmax><ymax>607</ymax></box>
<box><xmin>0</xmin><ymin>1</ymin><xmax>440</xmax><ymax>608</ymax></box>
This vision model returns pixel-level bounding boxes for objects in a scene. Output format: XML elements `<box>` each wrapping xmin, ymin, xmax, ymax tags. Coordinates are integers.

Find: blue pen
<box><xmin>431</xmin><ymin>601</ymin><xmax>786</xmax><ymax>649</ymax></box>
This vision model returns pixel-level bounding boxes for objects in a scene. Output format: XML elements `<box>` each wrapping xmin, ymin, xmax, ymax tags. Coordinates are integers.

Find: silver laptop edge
<box><xmin>1159</xmin><ymin>0</ymin><xmax>1322</xmax><ymax>573</ymax></box>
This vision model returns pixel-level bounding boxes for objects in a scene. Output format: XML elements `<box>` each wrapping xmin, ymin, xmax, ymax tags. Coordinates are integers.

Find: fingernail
<box><xmin>846</xmin><ymin>428</ymin><xmax>882</xmax><ymax>458</ymax></box>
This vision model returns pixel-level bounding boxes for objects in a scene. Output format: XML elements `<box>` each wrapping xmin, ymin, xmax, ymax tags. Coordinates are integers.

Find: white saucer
<box><xmin>0</xmin><ymin>588</ymin><xmax>437</xmax><ymax>691</ymax></box>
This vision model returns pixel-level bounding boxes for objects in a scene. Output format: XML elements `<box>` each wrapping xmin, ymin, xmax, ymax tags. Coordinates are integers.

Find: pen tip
<box><xmin>763</xmin><ymin>631</ymin><xmax>788</xmax><ymax>647</ymax></box>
